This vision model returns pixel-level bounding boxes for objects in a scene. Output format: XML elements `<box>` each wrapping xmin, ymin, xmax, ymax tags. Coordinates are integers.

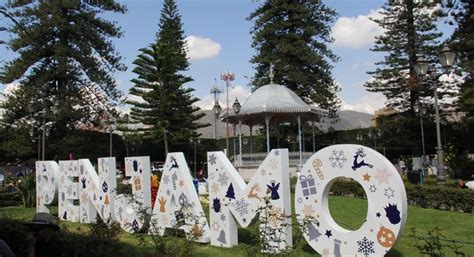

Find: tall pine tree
<box><xmin>0</xmin><ymin>0</ymin><xmax>126</xmax><ymax>134</ymax></box>
<box><xmin>126</xmin><ymin>0</ymin><xmax>204</xmax><ymax>157</ymax></box>
<box><xmin>452</xmin><ymin>0</ymin><xmax>474</xmax><ymax>116</ymax></box>
<box><xmin>365</xmin><ymin>0</ymin><xmax>443</xmax><ymax>112</ymax></box>
<box><xmin>247</xmin><ymin>0</ymin><xmax>341</xmax><ymax>116</ymax></box>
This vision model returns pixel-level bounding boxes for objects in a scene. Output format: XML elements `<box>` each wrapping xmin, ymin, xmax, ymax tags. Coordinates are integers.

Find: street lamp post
<box><xmin>221</xmin><ymin>71</ymin><xmax>235</xmax><ymax>157</ymax></box>
<box><xmin>211</xmin><ymin>82</ymin><xmax>222</xmax><ymax>141</ymax></box>
<box><xmin>414</xmin><ymin>44</ymin><xmax>455</xmax><ymax>184</ymax></box>
<box><xmin>212</xmin><ymin>102</ymin><xmax>222</xmax><ymax>141</ymax></box>
<box><xmin>414</xmin><ymin>103</ymin><xmax>427</xmax><ymax>174</ymax></box>
<box><xmin>232</xmin><ymin>98</ymin><xmax>241</xmax><ymax>166</ymax></box>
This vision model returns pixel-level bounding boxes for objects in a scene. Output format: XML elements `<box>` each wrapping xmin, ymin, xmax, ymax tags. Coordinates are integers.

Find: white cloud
<box><xmin>195</xmin><ymin>85</ymin><xmax>251</xmax><ymax>110</ymax></box>
<box><xmin>332</xmin><ymin>9</ymin><xmax>384</xmax><ymax>49</ymax></box>
<box><xmin>185</xmin><ymin>36</ymin><xmax>221</xmax><ymax>60</ymax></box>
<box><xmin>2</xmin><ymin>82</ymin><xmax>20</xmax><ymax>96</ymax></box>
<box><xmin>341</xmin><ymin>92</ymin><xmax>387</xmax><ymax>114</ymax></box>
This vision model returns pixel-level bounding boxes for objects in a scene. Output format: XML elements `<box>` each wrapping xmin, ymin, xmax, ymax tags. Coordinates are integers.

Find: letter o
<box><xmin>295</xmin><ymin>144</ymin><xmax>407</xmax><ymax>256</ymax></box>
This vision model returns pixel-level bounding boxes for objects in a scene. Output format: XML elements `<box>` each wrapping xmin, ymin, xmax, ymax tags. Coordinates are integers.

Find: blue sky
<box><xmin>0</xmin><ymin>0</ymin><xmax>455</xmax><ymax>114</ymax></box>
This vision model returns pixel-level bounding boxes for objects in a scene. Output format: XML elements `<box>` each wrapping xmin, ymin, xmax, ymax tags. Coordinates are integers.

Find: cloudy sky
<box><xmin>0</xmin><ymin>0</ymin><xmax>455</xmax><ymax>114</ymax></box>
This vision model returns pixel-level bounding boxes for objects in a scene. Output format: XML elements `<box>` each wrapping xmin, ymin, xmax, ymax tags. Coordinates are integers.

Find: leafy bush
<box><xmin>411</xmin><ymin>227</ymin><xmax>467</xmax><ymax>257</ymax></box>
<box><xmin>405</xmin><ymin>184</ymin><xmax>473</xmax><ymax>212</ymax></box>
<box><xmin>329</xmin><ymin>180</ymin><xmax>474</xmax><ymax>213</ymax></box>
<box><xmin>0</xmin><ymin>217</ymin><xmax>145</xmax><ymax>257</ymax></box>
<box><xmin>0</xmin><ymin>192</ymin><xmax>22</xmax><ymax>207</ymax></box>
<box><xmin>16</xmin><ymin>173</ymin><xmax>36</xmax><ymax>208</ymax></box>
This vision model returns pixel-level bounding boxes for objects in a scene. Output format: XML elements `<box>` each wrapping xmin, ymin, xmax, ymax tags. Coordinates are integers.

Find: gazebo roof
<box><xmin>223</xmin><ymin>83</ymin><xmax>324</xmax><ymax>125</ymax></box>
<box><xmin>241</xmin><ymin>83</ymin><xmax>311</xmax><ymax>114</ymax></box>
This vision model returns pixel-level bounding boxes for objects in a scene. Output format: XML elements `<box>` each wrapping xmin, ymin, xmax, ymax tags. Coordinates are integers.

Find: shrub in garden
<box><xmin>16</xmin><ymin>173</ymin><xmax>36</xmax><ymax>208</ymax></box>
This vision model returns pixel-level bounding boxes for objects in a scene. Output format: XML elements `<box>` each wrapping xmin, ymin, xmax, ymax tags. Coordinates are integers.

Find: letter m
<box><xmin>208</xmin><ymin>149</ymin><xmax>292</xmax><ymax>252</ymax></box>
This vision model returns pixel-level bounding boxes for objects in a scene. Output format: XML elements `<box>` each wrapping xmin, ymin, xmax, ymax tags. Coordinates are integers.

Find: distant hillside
<box><xmin>196</xmin><ymin>109</ymin><xmax>373</xmax><ymax>139</ymax></box>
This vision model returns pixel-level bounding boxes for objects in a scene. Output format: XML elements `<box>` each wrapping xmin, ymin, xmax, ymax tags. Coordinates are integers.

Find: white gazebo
<box><xmin>223</xmin><ymin>83</ymin><xmax>326</xmax><ymax>168</ymax></box>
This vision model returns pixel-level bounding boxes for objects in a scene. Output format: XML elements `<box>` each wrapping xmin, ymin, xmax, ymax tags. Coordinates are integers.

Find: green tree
<box><xmin>0</xmin><ymin>0</ymin><xmax>126</xmax><ymax>148</ymax></box>
<box><xmin>126</xmin><ymin>0</ymin><xmax>205</xmax><ymax>158</ymax></box>
<box><xmin>452</xmin><ymin>0</ymin><xmax>474</xmax><ymax>116</ymax></box>
<box><xmin>247</xmin><ymin>0</ymin><xmax>341</xmax><ymax>116</ymax></box>
<box><xmin>365</xmin><ymin>0</ymin><xmax>447</xmax><ymax>158</ymax></box>
<box><xmin>365</xmin><ymin>0</ymin><xmax>443</xmax><ymax>112</ymax></box>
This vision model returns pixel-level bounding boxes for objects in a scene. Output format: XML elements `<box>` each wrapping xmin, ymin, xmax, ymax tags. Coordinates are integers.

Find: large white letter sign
<box><xmin>150</xmin><ymin>153</ymin><xmax>210</xmax><ymax>243</ymax></box>
<box><xmin>78</xmin><ymin>158</ymin><xmax>116</xmax><ymax>223</ymax></box>
<box><xmin>36</xmin><ymin>161</ymin><xmax>59</xmax><ymax>213</ymax></box>
<box><xmin>208</xmin><ymin>149</ymin><xmax>292</xmax><ymax>252</ymax></box>
<box><xmin>58</xmin><ymin>161</ymin><xmax>80</xmax><ymax>222</ymax></box>
<box><xmin>295</xmin><ymin>145</ymin><xmax>407</xmax><ymax>257</ymax></box>
<box><xmin>114</xmin><ymin>156</ymin><xmax>151</xmax><ymax>232</ymax></box>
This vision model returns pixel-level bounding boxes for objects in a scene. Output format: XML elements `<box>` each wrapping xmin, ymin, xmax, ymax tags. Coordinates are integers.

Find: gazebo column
<box><xmin>297</xmin><ymin>115</ymin><xmax>302</xmax><ymax>166</ymax></box>
<box><xmin>265</xmin><ymin>115</ymin><xmax>272</xmax><ymax>153</ymax></box>
<box><xmin>312</xmin><ymin>120</ymin><xmax>316</xmax><ymax>152</ymax></box>
<box><xmin>249</xmin><ymin>125</ymin><xmax>253</xmax><ymax>161</ymax></box>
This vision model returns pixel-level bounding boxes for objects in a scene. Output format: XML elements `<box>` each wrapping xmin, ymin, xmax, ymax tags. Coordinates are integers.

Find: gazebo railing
<box><xmin>235</xmin><ymin>151</ymin><xmax>314</xmax><ymax>167</ymax></box>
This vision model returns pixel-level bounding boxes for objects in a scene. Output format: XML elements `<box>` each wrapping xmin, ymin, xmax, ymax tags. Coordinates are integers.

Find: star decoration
<box><xmin>363</xmin><ymin>173</ymin><xmax>371</xmax><ymax>181</ymax></box>
<box><xmin>376</xmin><ymin>212</ymin><xmax>381</xmax><ymax>218</ymax></box>
<box><xmin>384</xmin><ymin>187</ymin><xmax>395</xmax><ymax>199</ymax></box>
<box><xmin>325</xmin><ymin>229</ymin><xmax>332</xmax><ymax>238</ymax></box>
<box><xmin>209</xmin><ymin>154</ymin><xmax>217</xmax><ymax>166</ymax></box>
<box><xmin>166</xmin><ymin>189</ymin><xmax>171</xmax><ymax>195</ymax></box>
<box><xmin>220</xmin><ymin>213</ymin><xmax>226</xmax><ymax>222</ymax></box>
<box><xmin>369</xmin><ymin>185</ymin><xmax>377</xmax><ymax>193</ymax></box>
<box><xmin>297</xmin><ymin>197</ymin><xmax>303</xmax><ymax>203</ymax></box>
<box><xmin>179</xmin><ymin>180</ymin><xmax>185</xmax><ymax>188</ymax></box>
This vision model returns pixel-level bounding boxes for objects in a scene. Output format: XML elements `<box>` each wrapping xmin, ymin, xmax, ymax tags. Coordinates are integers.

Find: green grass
<box><xmin>1</xmin><ymin>196</ymin><xmax>473</xmax><ymax>257</ymax></box>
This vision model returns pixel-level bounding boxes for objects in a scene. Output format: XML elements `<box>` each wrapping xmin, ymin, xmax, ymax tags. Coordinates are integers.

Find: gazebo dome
<box><xmin>240</xmin><ymin>83</ymin><xmax>311</xmax><ymax>115</ymax></box>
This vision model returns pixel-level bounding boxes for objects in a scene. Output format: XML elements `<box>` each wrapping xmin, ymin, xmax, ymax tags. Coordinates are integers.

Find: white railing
<box><xmin>234</xmin><ymin>151</ymin><xmax>314</xmax><ymax>166</ymax></box>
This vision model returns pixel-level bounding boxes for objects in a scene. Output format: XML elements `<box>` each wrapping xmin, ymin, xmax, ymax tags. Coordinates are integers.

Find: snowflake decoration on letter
<box><xmin>357</xmin><ymin>236</ymin><xmax>375</xmax><ymax>257</ymax></box>
<box><xmin>328</xmin><ymin>150</ymin><xmax>347</xmax><ymax>168</ymax></box>
<box><xmin>162</xmin><ymin>175</ymin><xmax>170</xmax><ymax>185</ymax></box>
<box><xmin>217</xmin><ymin>172</ymin><xmax>229</xmax><ymax>187</ymax></box>
<box><xmin>384</xmin><ymin>187</ymin><xmax>395</xmax><ymax>199</ymax></box>
<box><xmin>267</xmin><ymin>206</ymin><xmax>283</xmax><ymax>229</ymax></box>
<box><xmin>210</xmin><ymin>183</ymin><xmax>220</xmax><ymax>194</ymax></box>
<box><xmin>233</xmin><ymin>198</ymin><xmax>249</xmax><ymax>217</ymax></box>
<box><xmin>374</xmin><ymin>168</ymin><xmax>392</xmax><ymax>185</ymax></box>
<box><xmin>268</xmin><ymin>159</ymin><xmax>279</xmax><ymax>169</ymax></box>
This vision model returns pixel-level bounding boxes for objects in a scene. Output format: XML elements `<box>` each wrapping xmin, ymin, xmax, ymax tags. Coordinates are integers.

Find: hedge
<box><xmin>330</xmin><ymin>180</ymin><xmax>473</xmax><ymax>213</ymax></box>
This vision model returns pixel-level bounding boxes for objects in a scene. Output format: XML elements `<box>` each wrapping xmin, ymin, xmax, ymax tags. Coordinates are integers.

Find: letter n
<box><xmin>78</xmin><ymin>157</ymin><xmax>116</xmax><ymax>223</ymax></box>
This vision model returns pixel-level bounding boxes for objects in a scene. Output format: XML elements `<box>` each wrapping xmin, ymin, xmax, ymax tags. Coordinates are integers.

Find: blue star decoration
<box><xmin>325</xmin><ymin>229</ymin><xmax>332</xmax><ymax>238</ymax></box>
<box><xmin>209</xmin><ymin>154</ymin><xmax>217</xmax><ymax>166</ymax></box>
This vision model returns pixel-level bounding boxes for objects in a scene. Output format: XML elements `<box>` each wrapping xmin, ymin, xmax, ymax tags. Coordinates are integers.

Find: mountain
<box><xmin>196</xmin><ymin>109</ymin><xmax>373</xmax><ymax>139</ymax></box>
